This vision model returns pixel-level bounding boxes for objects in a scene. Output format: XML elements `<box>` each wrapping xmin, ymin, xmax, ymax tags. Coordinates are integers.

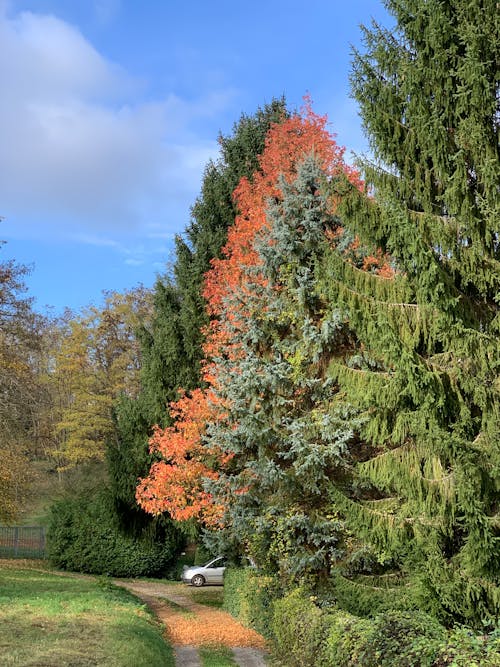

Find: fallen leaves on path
<box><xmin>115</xmin><ymin>581</ymin><xmax>267</xmax><ymax>649</ymax></box>
<box><xmin>159</xmin><ymin>605</ymin><xmax>266</xmax><ymax>647</ymax></box>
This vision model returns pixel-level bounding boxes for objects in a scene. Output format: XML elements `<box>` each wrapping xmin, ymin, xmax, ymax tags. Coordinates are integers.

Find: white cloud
<box><xmin>73</xmin><ymin>234</ymin><xmax>122</xmax><ymax>248</ymax></box>
<box><xmin>0</xmin><ymin>7</ymin><xmax>225</xmax><ymax>239</ymax></box>
<box><xmin>0</xmin><ymin>9</ymin><xmax>129</xmax><ymax>101</ymax></box>
<box><xmin>74</xmin><ymin>232</ymin><xmax>170</xmax><ymax>267</ymax></box>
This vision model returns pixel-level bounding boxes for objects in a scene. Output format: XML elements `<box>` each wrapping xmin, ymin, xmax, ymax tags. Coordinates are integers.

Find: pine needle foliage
<box><xmin>319</xmin><ymin>0</ymin><xmax>499</xmax><ymax>626</ymax></box>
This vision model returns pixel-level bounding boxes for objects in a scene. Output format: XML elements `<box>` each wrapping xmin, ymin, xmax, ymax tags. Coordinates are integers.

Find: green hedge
<box><xmin>223</xmin><ymin>567</ymin><xmax>279</xmax><ymax>638</ymax></box>
<box><xmin>47</xmin><ymin>489</ymin><xmax>180</xmax><ymax>577</ymax></box>
<box><xmin>223</xmin><ymin>568</ymin><xmax>500</xmax><ymax>666</ymax></box>
<box><xmin>323</xmin><ymin>610</ymin><xmax>373</xmax><ymax>666</ymax></box>
<box><xmin>433</xmin><ymin>626</ymin><xmax>500</xmax><ymax>666</ymax></box>
<box><xmin>324</xmin><ymin>609</ymin><xmax>446</xmax><ymax>667</ymax></box>
<box><xmin>272</xmin><ymin>588</ymin><xmax>331</xmax><ymax>666</ymax></box>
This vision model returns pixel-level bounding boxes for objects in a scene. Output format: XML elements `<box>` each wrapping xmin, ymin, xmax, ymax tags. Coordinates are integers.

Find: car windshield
<box><xmin>204</xmin><ymin>557</ymin><xmax>224</xmax><ymax>567</ymax></box>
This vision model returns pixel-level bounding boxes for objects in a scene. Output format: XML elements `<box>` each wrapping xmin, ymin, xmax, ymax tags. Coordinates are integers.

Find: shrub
<box><xmin>271</xmin><ymin>588</ymin><xmax>331</xmax><ymax>667</ymax></box>
<box><xmin>47</xmin><ymin>488</ymin><xmax>181</xmax><ymax>577</ymax></box>
<box><xmin>223</xmin><ymin>568</ymin><xmax>250</xmax><ymax>625</ymax></box>
<box><xmin>433</xmin><ymin>625</ymin><xmax>500</xmax><ymax>666</ymax></box>
<box><xmin>223</xmin><ymin>567</ymin><xmax>249</xmax><ymax>620</ymax></box>
<box><xmin>223</xmin><ymin>570</ymin><xmax>498</xmax><ymax>667</ymax></box>
<box><xmin>363</xmin><ymin>611</ymin><xmax>445</xmax><ymax>667</ymax></box>
<box><xmin>223</xmin><ymin>567</ymin><xmax>279</xmax><ymax>638</ymax></box>
<box><xmin>324</xmin><ymin>610</ymin><xmax>373</xmax><ymax>667</ymax></box>
<box><xmin>324</xmin><ymin>610</ymin><xmax>445</xmax><ymax>667</ymax></box>
<box><xmin>242</xmin><ymin>573</ymin><xmax>279</xmax><ymax>638</ymax></box>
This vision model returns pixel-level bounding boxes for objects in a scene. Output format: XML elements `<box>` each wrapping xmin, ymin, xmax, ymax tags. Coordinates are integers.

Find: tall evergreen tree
<box><xmin>135</xmin><ymin>105</ymin><xmax>364</xmax><ymax>546</ymax></box>
<box><xmin>173</xmin><ymin>97</ymin><xmax>289</xmax><ymax>387</ymax></box>
<box><xmin>108</xmin><ymin>99</ymin><xmax>288</xmax><ymax>529</ymax></box>
<box><xmin>321</xmin><ymin>0</ymin><xmax>499</xmax><ymax>626</ymax></box>
<box><xmin>206</xmin><ymin>156</ymin><xmax>362</xmax><ymax>581</ymax></box>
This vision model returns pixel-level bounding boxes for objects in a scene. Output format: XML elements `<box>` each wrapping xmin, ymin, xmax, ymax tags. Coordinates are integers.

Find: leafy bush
<box><xmin>324</xmin><ymin>610</ymin><xmax>445</xmax><ymax>667</ymax></box>
<box><xmin>365</xmin><ymin>611</ymin><xmax>445</xmax><ymax>666</ymax></box>
<box><xmin>324</xmin><ymin>610</ymin><xmax>373</xmax><ymax>666</ymax></box>
<box><xmin>433</xmin><ymin>625</ymin><xmax>500</xmax><ymax>666</ymax></box>
<box><xmin>222</xmin><ymin>571</ymin><xmax>499</xmax><ymax>667</ymax></box>
<box><xmin>47</xmin><ymin>488</ymin><xmax>181</xmax><ymax>577</ymax></box>
<box><xmin>223</xmin><ymin>567</ymin><xmax>279</xmax><ymax>639</ymax></box>
<box><xmin>271</xmin><ymin>588</ymin><xmax>331</xmax><ymax>667</ymax></box>
<box><xmin>323</xmin><ymin>609</ymin><xmax>500</xmax><ymax>667</ymax></box>
<box><xmin>223</xmin><ymin>568</ymin><xmax>248</xmax><ymax>619</ymax></box>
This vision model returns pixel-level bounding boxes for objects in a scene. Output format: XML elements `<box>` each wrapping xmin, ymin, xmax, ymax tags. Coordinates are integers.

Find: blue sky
<box><xmin>0</xmin><ymin>0</ymin><xmax>391</xmax><ymax>314</ymax></box>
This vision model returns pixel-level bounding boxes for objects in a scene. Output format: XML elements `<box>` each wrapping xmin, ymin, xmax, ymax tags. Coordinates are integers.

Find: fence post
<box><xmin>14</xmin><ymin>526</ymin><xmax>19</xmax><ymax>557</ymax></box>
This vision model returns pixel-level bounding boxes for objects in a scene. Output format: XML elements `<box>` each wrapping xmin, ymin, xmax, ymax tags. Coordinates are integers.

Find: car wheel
<box><xmin>191</xmin><ymin>574</ymin><xmax>205</xmax><ymax>587</ymax></box>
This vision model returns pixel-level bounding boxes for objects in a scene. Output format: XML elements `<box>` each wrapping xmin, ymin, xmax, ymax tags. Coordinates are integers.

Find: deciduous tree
<box><xmin>0</xmin><ymin>247</ymin><xmax>42</xmax><ymax>522</ymax></box>
<box><xmin>54</xmin><ymin>288</ymin><xmax>151</xmax><ymax>468</ymax></box>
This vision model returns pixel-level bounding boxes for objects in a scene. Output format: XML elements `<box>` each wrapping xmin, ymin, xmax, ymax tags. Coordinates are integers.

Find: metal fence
<box><xmin>0</xmin><ymin>526</ymin><xmax>46</xmax><ymax>558</ymax></box>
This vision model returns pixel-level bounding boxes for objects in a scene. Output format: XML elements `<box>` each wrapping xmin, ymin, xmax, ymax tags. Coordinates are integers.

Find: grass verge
<box><xmin>186</xmin><ymin>586</ymin><xmax>224</xmax><ymax>608</ymax></box>
<box><xmin>158</xmin><ymin>596</ymin><xmax>196</xmax><ymax>617</ymax></box>
<box><xmin>199</xmin><ymin>645</ymin><xmax>238</xmax><ymax>666</ymax></box>
<box><xmin>0</xmin><ymin>563</ymin><xmax>175</xmax><ymax>666</ymax></box>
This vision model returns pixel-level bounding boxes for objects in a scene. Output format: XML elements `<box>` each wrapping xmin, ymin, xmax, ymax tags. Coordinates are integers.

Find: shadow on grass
<box><xmin>0</xmin><ymin>565</ymin><xmax>175</xmax><ymax>667</ymax></box>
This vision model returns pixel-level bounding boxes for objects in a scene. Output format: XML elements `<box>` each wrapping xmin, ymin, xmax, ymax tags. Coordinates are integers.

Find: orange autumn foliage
<box><xmin>204</xmin><ymin>100</ymin><xmax>361</xmax><ymax>321</ymax></box>
<box><xmin>135</xmin><ymin>387</ymin><xmax>228</xmax><ymax>524</ymax></box>
<box><xmin>136</xmin><ymin>101</ymin><xmax>369</xmax><ymax>524</ymax></box>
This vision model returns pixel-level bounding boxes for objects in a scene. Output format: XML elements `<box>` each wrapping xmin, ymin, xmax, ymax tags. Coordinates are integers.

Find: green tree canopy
<box><xmin>320</xmin><ymin>0</ymin><xmax>499</xmax><ymax>626</ymax></box>
<box><xmin>206</xmin><ymin>156</ymin><xmax>362</xmax><ymax>581</ymax></box>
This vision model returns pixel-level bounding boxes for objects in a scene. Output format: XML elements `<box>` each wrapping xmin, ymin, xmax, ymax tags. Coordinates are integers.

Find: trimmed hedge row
<box><xmin>223</xmin><ymin>569</ymin><xmax>500</xmax><ymax>666</ymax></box>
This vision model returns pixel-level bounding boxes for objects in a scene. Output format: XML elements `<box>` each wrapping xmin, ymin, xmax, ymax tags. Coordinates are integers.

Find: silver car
<box><xmin>181</xmin><ymin>556</ymin><xmax>227</xmax><ymax>587</ymax></box>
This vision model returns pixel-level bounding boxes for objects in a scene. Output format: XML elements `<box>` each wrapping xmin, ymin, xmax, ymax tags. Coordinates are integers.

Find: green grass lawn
<box><xmin>0</xmin><ymin>563</ymin><xmax>175</xmax><ymax>666</ymax></box>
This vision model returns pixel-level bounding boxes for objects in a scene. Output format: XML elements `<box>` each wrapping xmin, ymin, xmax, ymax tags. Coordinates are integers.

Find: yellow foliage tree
<box><xmin>0</xmin><ymin>252</ymin><xmax>40</xmax><ymax>522</ymax></box>
<box><xmin>54</xmin><ymin>288</ymin><xmax>152</xmax><ymax>468</ymax></box>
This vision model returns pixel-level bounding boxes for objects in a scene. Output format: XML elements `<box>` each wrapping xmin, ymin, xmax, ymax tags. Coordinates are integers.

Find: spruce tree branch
<box><xmin>332</xmin><ymin>276</ymin><xmax>421</xmax><ymax>308</ymax></box>
<box><xmin>360</xmin><ymin>502</ymin><xmax>443</xmax><ymax>528</ymax></box>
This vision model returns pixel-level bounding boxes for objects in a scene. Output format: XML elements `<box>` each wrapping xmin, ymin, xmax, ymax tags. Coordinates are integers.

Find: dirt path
<box><xmin>114</xmin><ymin>580</ymin><xmax>269</xmax><ymax>666</ymax></box>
